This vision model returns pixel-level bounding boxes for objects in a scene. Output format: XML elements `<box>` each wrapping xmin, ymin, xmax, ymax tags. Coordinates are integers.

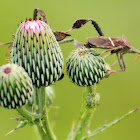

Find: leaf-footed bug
<box><xmin>65</xmin><ymin>19</ymin><xmax>140</xmax><ymax>75</ymax></box>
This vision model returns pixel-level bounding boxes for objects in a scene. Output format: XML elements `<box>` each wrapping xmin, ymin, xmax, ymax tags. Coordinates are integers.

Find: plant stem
<box><xmin>34</xmin><ymin>87</ymin><xmax>56</xmax><ymax>140</ymax></box>
<box><xmin>34</xmin><ymin>87</ymin><xmax>46</xmax><ymax>114</ymax></box>
<box><xmin>38</xmin><ymin>87</ymin><xmax>46</xmax><ymax>114</ymax></box>
<box><xmin>35</xmin><ymin>121</ymin><xmax>49</xmax><ymax>140</ymax></box>
<box><xmin>42</xmin><ymin>113</ymin><xmax>57</xmax><ymax>140</ymax></box>
<box><xmin>82</xmin><ymin>107</ymin><xmax>140</xmax><ymax>140</ymax></box>
<box><xmin>72</xmin><ymin>86</ymin><xmax>98</xmax><ymax>140</ymax></box>
<box><xmin>73</xmin><ymin>108</ymin><xmax>96</xmax><ymax>140</ymax></box>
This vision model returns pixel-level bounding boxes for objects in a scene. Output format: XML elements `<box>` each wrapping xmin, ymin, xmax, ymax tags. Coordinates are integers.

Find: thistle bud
<box><xmin>66</xmin><ymin>47</ymin><xmax>106</xmax><ymax>87</ymax></box>
<box><xmin>0</xmin><ymin>63</ymin><xmax>33</xmax><ymax>109</ymax></box>
<box><xmin>11</xmin><ymin>20</ymin><xmax>64</xmax><ymax>87</ymax></box>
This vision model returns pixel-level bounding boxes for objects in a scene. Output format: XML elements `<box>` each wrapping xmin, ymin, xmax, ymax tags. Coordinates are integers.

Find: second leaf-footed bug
<box><xmin>65</xmin><ymin>19</ymin><xmax>140</xmax><ymax>74</ymax></box>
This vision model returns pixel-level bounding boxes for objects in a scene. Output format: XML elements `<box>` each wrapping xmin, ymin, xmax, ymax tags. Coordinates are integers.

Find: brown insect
<box><xmin>66</xmin><ymin>19</ymin><xmax>140</xmax><ymax>74</ymax></box>
<box><xmin>86</xmin><ymin>35</ymin><xmax>140</xmax><ymax>72</ymax></box>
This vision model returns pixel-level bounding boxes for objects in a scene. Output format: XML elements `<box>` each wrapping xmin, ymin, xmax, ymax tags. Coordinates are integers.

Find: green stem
<box><xmin>34</xmin><ymin>87</ymin><xmax>56</xmax><ymax>140</ymax></box>
<box><xmin>34</xmin><ymin>87</ymin><xmax>46</xmax><ymax>114</ymax></box>
<box><xmin>17</xmin><ymin>107</ymin><xmax>39</xmax><ymax>122</ymax></box>
<box><xmin>82</xmin><ymin>107</ymin><xmax>140</xmax><ymax>140</ymax></box>
<box><xmin>42</xmin><ymin>114</ymin><xmax>57</xmax><ymax>140</ymax></box>
<box><xmin>73</xmin><ymin>108</ymin><xmax>96</xmax><ymax>140</ymax></box>
<box><xmin>33</xmin><ymin>87</ymin><xmax>38</xmax><ymax>113</ymax></box>
<box><xmin>35</xmin><ymin>120</ymin><xmax>49</xmax><ymax>140</ymax></box>
<box><xmin>38</xmin><ymin>87</ymin><xmax>46</xmax><ymax>114</ymax></box>
<box><xmin>73</xmin><ymin>86</ymin><xmax>98</xmax><ymax>140</ymax></box>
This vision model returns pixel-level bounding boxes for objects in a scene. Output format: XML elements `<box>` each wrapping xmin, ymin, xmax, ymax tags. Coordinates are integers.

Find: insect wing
<box><xmin>87</xmin><ymin>37</ymin><xmax>114</xmax><ymax>49</ymax></box>
<box><xmin>111</xmin><ymin>36</ymin><xmax>130</xmax><ymax>48</ymax></box>
<box><xmin>121</xmin><ymin>35</ymin><xmax>131</xmax><ymax>47</ymax></box>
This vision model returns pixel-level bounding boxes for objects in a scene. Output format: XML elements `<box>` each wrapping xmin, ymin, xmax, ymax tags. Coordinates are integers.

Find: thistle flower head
<box><xmin>0</xmin><ymin>63</ymin><xmax>33</xmax><ymax>109</ymax></box>
<box><xmin>11</xmin><ymin>19</ymin><xmax>64</xmax><ymax>87</ymax></box>
<box><xmin>67</xmin><ymin>47</ymin><xmax>106</xmax><ymax>87</ymax></box>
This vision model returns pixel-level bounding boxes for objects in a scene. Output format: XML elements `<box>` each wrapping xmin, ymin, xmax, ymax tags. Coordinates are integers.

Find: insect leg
<box><xmin>116</xmin><ymin>53</ymin><xmax>124</xmax><ymax>70</ymax></box>
<box><xmin>106</xmin><ymin>53</ymin><xmax>126</xmax><ymax>77</ymax></box>
<box><xmin>58</xmin><ymin>38</ymin><xmax>74</xmax><ymax>44</ymax></box>
<box><xmin>99</xmin><ymin>48</ymin><xmax>116</xmax><ymax>55</ymax></box>
<box><xmin>103</xmin><ymin>53</ymin><xmax>113</xmax><ymax>58</ymax></box>
<box><xmin>100</xmin><ymin>45</ymin><xmax>124</xmax><ymax>55</ymax></box>
<box><xmin>110</xmin><ymin>60</ymin><xmax>118</xmax><ymax>67</ymax></box>
<box><xmin>106</xmin><ymin>70</ymin><xmax>123</xmax><ymax>77</ymax></box>
<box><xmin>120</xmin><ymin>53</ymin><xmax>126</xmax><ymax>71</ymax></box>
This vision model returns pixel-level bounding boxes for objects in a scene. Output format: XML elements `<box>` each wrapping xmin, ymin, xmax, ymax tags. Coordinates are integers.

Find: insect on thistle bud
<box><xmin>11</xmin><ymin>19</ymin><xmax>64</xmax><ymax>87</ymax></box>
<box><xmin>0</xmin><ymin>63</ymin><xmax>33</xmax><ymax>109</ymax></box>
<box><xmin>66</xmin><ymin>47</ymin><xmax>106</xmax><ymax>87</ymax></box>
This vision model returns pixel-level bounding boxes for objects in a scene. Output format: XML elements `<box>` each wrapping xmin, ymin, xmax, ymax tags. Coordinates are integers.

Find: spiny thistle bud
<box><xmin>67</xmin><ymin>47</ymin><xmax>106</xmax><ymax>87</ymax></box>
<box><xmin>11</xmin><ymin>19</ymin><xmax>64</xmax><ymax>87</ymax></box>
<box><xmin>0</xmin><ymin>63</ymin><xmax>33</xmax><ymax>109</ymax></box>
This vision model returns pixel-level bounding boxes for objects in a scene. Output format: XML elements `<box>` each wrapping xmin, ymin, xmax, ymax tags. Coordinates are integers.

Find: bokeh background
<box><xmin>0</xmin><ymin>0</ymin><xmax>140</xmax><ymax>140</ymax></box>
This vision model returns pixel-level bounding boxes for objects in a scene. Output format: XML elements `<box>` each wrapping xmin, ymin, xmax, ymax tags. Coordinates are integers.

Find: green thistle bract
<box><xmin>11</xmin><ymin>19</ymin><xmax>64</xmax><ymax>87</ymax></box>
<box><xmin>67</xmin><ymin>47</ymin><xmax>106</xmax><ymax>87</ymax></box>
<box><xmin>0</xmin><ymin>63</ymin><xmax>33</xmax><ymax>109</ymax></box>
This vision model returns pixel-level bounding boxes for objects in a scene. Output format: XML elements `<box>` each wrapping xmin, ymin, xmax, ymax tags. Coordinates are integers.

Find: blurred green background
<box><xmin>0</xmin><ymin>0</ymin><xmax>140</xmax><ymax>140</ymax></box>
